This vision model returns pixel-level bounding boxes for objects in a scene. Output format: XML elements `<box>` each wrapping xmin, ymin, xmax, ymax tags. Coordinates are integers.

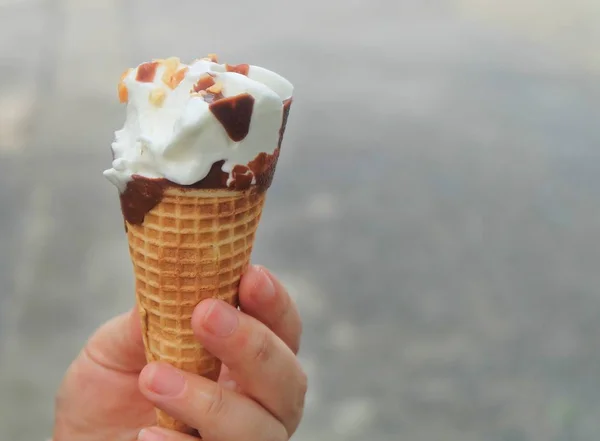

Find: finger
<box><xmin>139</xmin><ymin>362</ymin><xmax>287</xmax><ymax>441</ymax></box>
<box><xmin>192</xmin><ymin>300</ymin><xmax>307</xmax><ymax>435</ymax></box>
<box><xmin>217</xmin><ymin>365</ymin><xmax>240</xmax><ymax>392</ymax></box>
<box><xmin>138</xmin><ymin>426</ymin><xmax>199</xmax><ymax>441</ymax></box>
<box><xmin>83</xmin><ymin>307</ymin><xmax>146</xmax><ymax>374</ymax></box>
<box><xmin>239</xmin><ymin>265</ymin><xmax>303</xmax><ymax>354</ymax></box>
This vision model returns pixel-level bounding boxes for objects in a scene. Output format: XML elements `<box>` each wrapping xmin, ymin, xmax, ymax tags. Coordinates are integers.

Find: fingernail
<box><xmin>203</xmin><ymin>300</ymin><xmax>238</xmax><ymax>337</ymax></box>
<box><xmin>138</xmin><ymin>427</ymin><xmax>167</xmax><ymax>441</ymax></box>
<box><xmin>255</xmin><ymin>266</ymin><xmax>275</xmax><ymax>301</ymax></box>
<box><xmin>145</xmin><ymin>363</ymin><xmax>186</xmax><ymax>397</ymax></box>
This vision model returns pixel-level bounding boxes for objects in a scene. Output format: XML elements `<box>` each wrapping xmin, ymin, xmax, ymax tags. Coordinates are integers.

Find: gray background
<box><xmin>1</xmin><ymin>0</ymin><xmax>600</xmax><ymax>440</ymax></box>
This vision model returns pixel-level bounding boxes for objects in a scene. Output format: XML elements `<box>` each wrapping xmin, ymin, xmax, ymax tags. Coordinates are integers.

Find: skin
<box><xmin>53</xmin><ymin>265</ymin><xmax>306</xmax><ymax>441</ymax></box>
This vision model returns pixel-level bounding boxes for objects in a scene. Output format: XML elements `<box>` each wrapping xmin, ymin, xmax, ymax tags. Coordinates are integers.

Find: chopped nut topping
<box><xmin>120</xmin><ymin>68</ymin><xmax>132</xmax><ymax>82</ymax></box>
<box><xmin>161</xmin><ymin>58</ymin><xmax>178</xmax><ymax>86</ymax></box>
<box><xmin>163</xmin><ymin>57</ymin><xmax>180</xmax><ymax>72</ymax></box>
<box><xmin>118</xmin><ymin>83</ymin><xmax>129</xmax><ymax>103</ymax></box>
<box><xmin>163</xmin><ymin>67</ymin><xmax>188</xmax><ymax>89</ymax></box>
<box><xmin>206</xmin><ymin>53</ymin><xmax>218</xmax><ymax>62</ymax></box>
<box><xmin>193</xmin><ymin>74</ymin><xmax>216</xmax><ymax>93</ymax></box>
<box><xmin>136</xmin><ymin>62</ymin><xmax>159</xmax><ymax>83</ymax></box>
<box><xmin>206</xmin><ymin>81</ymin><xmax>223</xmax><ymax>95</ymax></box>
<box><xmin>149</xmin><ymin>88</ymin><xmax>167</xmax><ymax>107</ymax></box>
<box><xmin>226</xmin><ymin>64</ymin><xmax>250</xmax><ymax>76</ymax></box>
<box><xmin>118</xmin><ymin>68</ymin><xmax>132</xmax><ymax>103</ymax></box>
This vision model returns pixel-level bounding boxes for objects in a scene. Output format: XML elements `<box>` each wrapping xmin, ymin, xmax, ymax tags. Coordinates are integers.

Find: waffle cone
<box><xmin>125</xmin><ymin>185</ymin><xmax>266</xmax><ymax>435</ymax></box>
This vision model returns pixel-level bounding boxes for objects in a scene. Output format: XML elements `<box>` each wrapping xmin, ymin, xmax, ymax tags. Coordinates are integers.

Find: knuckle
<box><xmin>251</xmin><ymin>329</ymin><xmax>272</xmax><ymax>364</ymax></box>
<box><xmin>270</xmin><ymin>292</ymin><xmax>291</xmax><ymax>329</ymax></box>
<box><xmin>205</xmin><ymin>383</ymin><xmax>227</xmax><ymax>420</ymax></box>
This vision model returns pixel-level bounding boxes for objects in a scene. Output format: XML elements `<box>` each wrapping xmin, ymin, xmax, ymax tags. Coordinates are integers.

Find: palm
<box><xmin>54</xmin><ymin>311</ymin><xmax>155</xmax><ymax>441</ymax></box>
<box><xmin>56</xmin><ymin>354</ymin><xmax>155</xmax><ymax>441</ymax></box>
<box><xmin>54</xmin><ymin>311</ymin><xmax>234</xmax><ymax>441</ymax></box>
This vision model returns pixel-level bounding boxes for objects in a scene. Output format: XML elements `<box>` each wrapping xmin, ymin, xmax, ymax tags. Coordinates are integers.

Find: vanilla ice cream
<box><xmin>104</xmin><ymin>55</ymin><xmax>293</xmax><ymax>193</ymax></box>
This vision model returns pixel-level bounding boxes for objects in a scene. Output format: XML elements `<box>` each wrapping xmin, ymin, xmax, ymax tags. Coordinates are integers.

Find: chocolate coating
<box><xmin>279</xmin><ymin>98</ymin><xmax>292</xmax><ymax>149</ymax></box>
<box><xmin>120</xmin><ymin>98</ymin><xmax>292</xmax><ymax>225</ymax></box>
<box><xmin>229</xmin><ymin>165</ymin><xmax>254</xmax><ymax>190</ymax></box>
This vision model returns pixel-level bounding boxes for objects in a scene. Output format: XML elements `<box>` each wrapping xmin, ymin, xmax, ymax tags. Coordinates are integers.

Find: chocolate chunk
<box><xmin>209</xmin><ymin>93</ymin><xmax>255</xmax><ymax>142</ymax></box>
<box><xmin>165</xmin><ymin>67</ymin><xmax>188</xmax><ymax>89</ymax></box>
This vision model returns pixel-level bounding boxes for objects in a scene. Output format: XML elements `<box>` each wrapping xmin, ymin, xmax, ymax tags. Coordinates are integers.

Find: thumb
<box><xmin>83</xmin><ymin>307</ymin><xmax>147</xmax><ymax>373</ymax></box>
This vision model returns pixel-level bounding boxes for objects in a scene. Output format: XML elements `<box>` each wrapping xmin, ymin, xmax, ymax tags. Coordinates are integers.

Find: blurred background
<box><xmin>1</xmin><ymin>0</ymin><xmax>600</xmax><ymax>440</ymax></box>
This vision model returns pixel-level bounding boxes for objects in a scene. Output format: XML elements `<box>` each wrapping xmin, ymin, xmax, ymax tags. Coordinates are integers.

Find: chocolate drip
<box><xmin>120</xmin><ymin>176</ymin><xmax>165</xmax><ymax>224</ymax></box>
<box><xmin>248</xmin><ymin>149</ymin><xmax>280</xmax><ymax>191</ymax></box>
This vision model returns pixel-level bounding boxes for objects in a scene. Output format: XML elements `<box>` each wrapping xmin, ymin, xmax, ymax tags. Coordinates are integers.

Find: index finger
<box><xmin>239</xmin><ymin>265</ymin><xmax>303</xmax><ymax>354</ymax></box>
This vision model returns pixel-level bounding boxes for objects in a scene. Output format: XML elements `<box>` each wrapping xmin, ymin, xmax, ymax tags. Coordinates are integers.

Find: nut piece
<box><xmin>206</xmin><ymin>53</ymin><xmax>218</xmax><ymax>62</ymax></box>
<box><xmin>149</xmin><ymin>87</ymin><xmax>167</xmax><ymax>107</ymax></box>
<box><xmin>136</xmin><ymin>61</ymin><xmax>159</xmax><ymax>83</ymax></box>
<box><xmin>118</xmin><ymin>68</ymin><xmax>132</xmax><ymax>103</ymax></box>
<box><xmin>163</xmin><ymin>57</ymin><xmax>180</xmax><ymax>72</ymax></box>
<box><xmin>193</xmin><ymin>74</ymin><xmax>216</xmax><ymax>93</ymax></box>
<box><xmin>206</xmin><ymin>81</ymin><xmax>223</xmax><ymax>95</ymax></box>
<box><xmin>120</xmin><ymin>68</ymin><xmax>132</xmax><ymax>82</ymax></box>
<box><xmin>226</xmin><ymin>64</ymin><xmax>250</xmax><ymax>76</ymax></box>
<box><xmin>164</xmin><ymin>67</ymin><xmax>188</xmax><ymax>89</ymax></box>
<box><xmin>118</xmin><ymin>83</ymin><xmax>129</xmax><ymax>103</ymax></box>
<box><xmin>161</xmin><ymin>57</ymin><xmax>182</xmax><ymax>87</ymax></box>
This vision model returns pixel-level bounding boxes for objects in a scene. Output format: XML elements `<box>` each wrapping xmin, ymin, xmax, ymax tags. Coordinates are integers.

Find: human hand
<box><xmin>53</xmin><ymin>265</ymin><xmax>306</xmax><ymax>441</ymax></box>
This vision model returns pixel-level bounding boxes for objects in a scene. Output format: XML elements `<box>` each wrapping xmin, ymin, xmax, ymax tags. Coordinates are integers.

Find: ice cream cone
<box><xmin>105</xmin><ymin>54</ymin><xmax>293</xmax><ymax>436</ymax></box>
<box><xmin>126</xmin><ymin>185</ymin><xmax>266</xmax><ymax>434</ymax></box>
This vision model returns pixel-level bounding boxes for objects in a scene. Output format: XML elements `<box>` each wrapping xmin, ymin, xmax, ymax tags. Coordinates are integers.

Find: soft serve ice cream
<box><xmin>104</xmin><ymin>54</ymin><xmax>293</xmax><ymax>224</ymax></box>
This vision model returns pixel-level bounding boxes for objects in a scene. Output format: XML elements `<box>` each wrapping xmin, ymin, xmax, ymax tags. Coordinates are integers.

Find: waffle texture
<box><xmin>126</xmin><ymin>186</ymin><xmax>266</xmax><ymax>434</ymax></box>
